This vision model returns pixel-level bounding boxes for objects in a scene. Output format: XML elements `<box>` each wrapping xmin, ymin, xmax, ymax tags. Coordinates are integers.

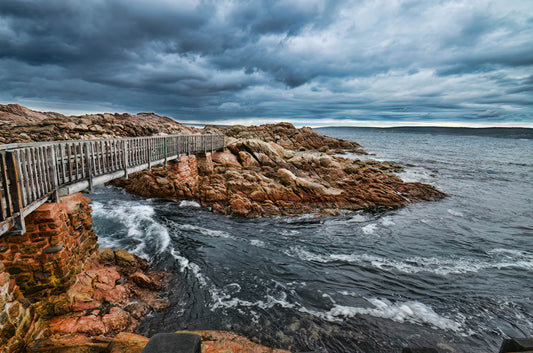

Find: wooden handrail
<box><xmin>0</xmin><ymin>134</ymin><xmax>225</xmax><ymax>236</ymax></box>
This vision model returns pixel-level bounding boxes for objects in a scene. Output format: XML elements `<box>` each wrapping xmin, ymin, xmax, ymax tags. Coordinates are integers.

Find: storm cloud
<box><xmin>0</xmin><ymin>0</ymin><xmax>532</xmax><ymax>126</ymax></box>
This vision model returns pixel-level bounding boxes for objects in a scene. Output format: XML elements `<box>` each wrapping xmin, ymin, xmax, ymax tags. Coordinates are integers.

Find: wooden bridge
<box><xmin>0</xmin><ymin>134</ymin><xmax>225</xmax><ymax>236</ymax></box>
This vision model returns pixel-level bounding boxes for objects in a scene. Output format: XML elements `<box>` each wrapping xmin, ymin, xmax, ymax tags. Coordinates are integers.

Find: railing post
<box><xmin>123</xmin><ymin>140</ymin><xmax>129</xmax><ymax>179</ymax></box>
<box><xmin>49</xmin><ymin>146</ymin><xmax>59</xmax><ymax>202</ymax></box>
<box><xmin>164</xmin><ymin>137</ymin><xmax>168</xmax><ymax>164</ymax></box>
<box><xmin>85</xmin><ymin>143</ymin><xmax>93</xmax><ymax>192</ymax></box>
<box><xmin>147</xmin><ymin>138</ymin><xmax>151</xmax><ymax>169</ymax></box>
<box><xmin>5</xmin><ymin>151</ymin><xmax>25</xmax><ymax>234</ymax></box>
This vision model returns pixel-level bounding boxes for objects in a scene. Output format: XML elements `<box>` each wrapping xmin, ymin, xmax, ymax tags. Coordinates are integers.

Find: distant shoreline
<box><xmin>316</xmin><ymin>126</ymin><xmax>533</xmax><ymax>140</ymax></box>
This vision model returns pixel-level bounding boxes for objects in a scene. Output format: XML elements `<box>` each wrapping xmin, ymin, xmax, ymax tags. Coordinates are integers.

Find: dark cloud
<box><xmin>0</xmin><ymin>0</ymin><xmax>531</xmax><ymax>126</ymax></box>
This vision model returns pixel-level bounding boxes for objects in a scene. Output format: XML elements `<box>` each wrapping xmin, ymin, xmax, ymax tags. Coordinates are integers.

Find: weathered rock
<box><xmin>107</xmin><ymin>332</ymin><xmax>149</xmax><ymax>353</ymax></box>
<box><xmin>186</xmin><ymin>330</ymin><xmax>290</xmax><ymax>353</ymax></box>
<box><xmin>129</xmin><ymin>272</ymin><xmax>163</xmax><ymax>291</ymax></box>
<box><xmin>0</xmin><ymin>105</ymin><xmax>199</xmax><ymax>144</ymax></box>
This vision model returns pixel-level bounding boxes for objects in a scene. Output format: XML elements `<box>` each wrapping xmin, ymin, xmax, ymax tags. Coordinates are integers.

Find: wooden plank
<box><xmin>26</xmin><ymin>149</ymin><xmax>36</xmax><ymax>201</ymax></box>
<box><xmin>18</xmin><ymin>149</ymin><xmax>29</xmax><ymax>206</ymax></box>
<box><xmin>97</xmin><ymin>141</ymin><xmax>103</xmax><ymax>175</ymax></box>
<box><xmin>79</xmin><ymin>143</ymin><xmax>86</xmax><ymax>178</ymax></box>
<box><xmin>1</xmin><ymin>153</ymin><xmax>14</xmax><ymax>217</ymax></box>
<box><xmin>42</xmin><ymin>146</ymin><xmax>52</xmax><ymax>193</ymax></box>
<box><xmin>48</xmin><ymin>146</ymin><xmax>59</xmax><ymax>202</ymax></box>
<box><xmin>72</xmin><ymin>144</ymin><xmax>78</xmax><ymax>181</ymax></box>
<box><xmin>0</xmin><ymin>153</ymin><xmax>9</xmax><ymax>220</ymax></box>
<box><xmin>84</xmin><ymin>143</ymin><xmax>93</xmax><ymax>192</ymax></box>
<box><xmin>114</xmin><ymin>140</ymin><xmax>120</xmax><ymax>171</ymax></box>
<box><xmin>67</xmin><ymin>144</ymin><xmax>73</xmax><ymax>183</ymax></box>
<box><xmin>42</xmin><ymin>147</ymin><xmax>53</xmax><ymax>193</ymax></box>
<box><xmin>5</xmin><ymin>151</ymin><xmax>25</xmax><ymax>233</ymax></box>
<box><xmin>30</xmin><ymin>148</ymin><xmax>42</xmax><ymax>197</ymax></box>
<box><xmin>58</xmin><ymin>144</ymin><xmax>66</xmax><ymax>184</ymax></box>
<box><xmin>25</xmin><ymin>148</ymin><xmax>34</xmax><ymax>200</ymax></box>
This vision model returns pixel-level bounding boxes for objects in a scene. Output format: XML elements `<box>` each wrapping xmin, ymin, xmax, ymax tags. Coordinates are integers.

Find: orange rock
<box><xmin>108</xmin><ymin>332</ymin><xmax>149</xmax><ymax>353</ymax></box>
<box><xmin>212</xmin><ymin>151</ymin><xmax>241</xmax><ymax>167</ymax></box>
<box><xmin>184</xmin><ymin>330</ymin><xmax>291</xmax><ymax>353</ymax></box>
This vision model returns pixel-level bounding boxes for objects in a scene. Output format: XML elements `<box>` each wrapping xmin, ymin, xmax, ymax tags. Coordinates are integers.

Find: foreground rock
<box><xmin>40</xmin><ymin>248</ymin><xmax>169</xmax><ymax>338</ymax></box>
<box><xmin>113</xmin><ymin>136</ymin><xmax>445</xmax><ymax>217</ymax></box>
<box><xmin>30</xmin><ymin>330</ymin><xmax>290</xmax><ymax>353</ymax></box>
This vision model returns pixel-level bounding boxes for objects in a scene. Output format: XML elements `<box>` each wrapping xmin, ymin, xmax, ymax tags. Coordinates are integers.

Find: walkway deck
<box><xmin>0</xmin><ymin>134</ymin><xmax>225</xmax><ymax>235</ymax></box>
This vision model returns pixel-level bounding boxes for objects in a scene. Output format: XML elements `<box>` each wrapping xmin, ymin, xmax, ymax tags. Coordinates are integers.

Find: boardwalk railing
<box><xmin>0</xmin><ymin>134</ymin><xmax>225</xmax><ymax>235</ymax></box>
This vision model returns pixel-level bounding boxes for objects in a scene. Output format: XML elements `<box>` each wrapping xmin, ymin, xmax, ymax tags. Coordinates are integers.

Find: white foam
<box><xmin>250</xmin><ymin>239</ymin><xmax>266</xmax><ymax>248</ymax></box>
<box><xmin>361</xmin><ymin>224</ymin><xmax>377</xmax><ymax>234</ymax></box>
<box><xmin>178</xmin><ymin>200</ymin><xmax>201</xmax><ymax>208</ymax></box>
<box><xmin>286</xmin><ymin>246</ymin><xmax>329</xmax><ymax>263</ymax></box>
<box><xmin>92</xmin><ymin>201</ymin><xmax>170</xmax><ymax>256</ymax></box>
<box><xmin>447</xmin><ymin>208</ymin><xmax>464</xmax><ymax>217</ymax></box>
<box><xmin>169</xmin><ymin>248</ymin><xmax>208</xmax><ymax>286</ymax></box>
<box><xmin>179</xmin><ymin>223</ymin><xmax>234</xmax><ymax>239</ymax></box>
<box><xmin>398</xmin><ymin>168</ymin><xmax>433</xmax><ymax>183</ymax></box>
<box><xmin>285</xmin><ymin>249</ymin><xmax>533</xmax><ymax>275</ymax></box>
<box><xmin>301</xmin><ymin>298</ymin><xmax>462</xmax><ymax>332</ymax></box>
<box><xmin>381</xmin><ymin>216</ymin><xmax>396</xmax><ymax>226</ymax></box>
<box><xmin>347</xmin><ymin>214</ymin><xmax>367</xmax><ymax>223</ymax></box>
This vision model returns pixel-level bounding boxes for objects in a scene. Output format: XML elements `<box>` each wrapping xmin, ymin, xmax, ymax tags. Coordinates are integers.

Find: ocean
<box><xmin>90</xmin><ymin>127</ymin><xmax>533</xmax><ymax>353</ymax></box>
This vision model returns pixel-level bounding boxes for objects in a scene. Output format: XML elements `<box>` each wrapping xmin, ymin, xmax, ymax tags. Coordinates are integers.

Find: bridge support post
<box><xmin>0</xmin><ymin>193</ymin><xmax>98</xmax><ymax>300</ymax></box>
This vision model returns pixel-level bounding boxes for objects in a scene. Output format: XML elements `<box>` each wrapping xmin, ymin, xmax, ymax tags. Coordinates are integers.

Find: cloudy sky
<box><xmin>1</xmin><ymin>0</ymin><xmax>532</xmax><ymax>127</ymax></box>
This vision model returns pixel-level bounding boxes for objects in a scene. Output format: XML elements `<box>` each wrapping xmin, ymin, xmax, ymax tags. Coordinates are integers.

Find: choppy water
<box><xmin>90</xmin><ymin>127</ymin><xmax>533</xmax><ymax>353</ymax></box>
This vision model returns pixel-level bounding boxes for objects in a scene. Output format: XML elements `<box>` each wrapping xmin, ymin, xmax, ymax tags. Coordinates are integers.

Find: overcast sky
<box><xmin>1</xmin><ymin>0</ymin><xmax>532</xmax><ymax>127</ymax></box>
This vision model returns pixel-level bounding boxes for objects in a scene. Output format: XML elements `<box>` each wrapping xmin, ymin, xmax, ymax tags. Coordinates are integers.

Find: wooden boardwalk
<box><xmin>0</xmin><ymin>134</ymin><xmax>225</xmax><ymax>236</ymax></box>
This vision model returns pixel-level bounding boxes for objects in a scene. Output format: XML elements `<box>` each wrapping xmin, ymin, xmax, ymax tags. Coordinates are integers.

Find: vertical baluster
<box><xmin>5</xmin><ymin>151</ymin><xmax>25</xmax><ymax>233</ymax></box>
<box><xmin>38</xmin><ymin>147</ymin><xmax>48</xmax><ymax>194</ymax></box>
<box><xmin>32</xmin><ymin>148</ymin><xmax>43</xmax><ymax>197</ymax></box>
<box><xmin>0</xmin><ymin>153</ymin><xmax>7</xmax><ymax>221</ymax></box>
<box><xmin>97</xmin><ymin>141</ymin><xmax>103</xmax><ymax>174</ymax></box>
<box><xmin>85</xmin><ymin>143</ymin><xmax>94</xmax><ymax>192</ymax></box>
<box><xmin>17</xmin><ymin>150</ymin><xmax>28</xmax><ymax>207</ymax></box>
<box><xmin>48</xmin><ymin>146</ymin><xmax>59</xmax><ymax>201</ymax></box>
<box><xmin>66</xmin><ymin>144</ymin><xmax>73</xmax><ymax>183</ymax></box>
<box><xmin>80</xmin><ymin>143</ymin><xmax>86</xmax><ymax>178</ymax></box>
<box><xmin>42</xmin><ymin>146</ymin><xmax>52</xmax><ymax>194</ymax></box>
<box><xmin>28</xmin><ymin>149</ymin><xmax>38</xmax><ymax>199</ymax></box>
<box><xmin>1</xmin><ymin>153</ymin><xmax>14</xmax><ymax>218</ymax></box>
<box><xmin>73</xmin><ymin>144</ymin><xmax>79</xmax><ymax>180</ymax></box>
<box><xmin>20</xmin><ymin>149</ymin><xmax>31</xmax><ymax>206</ymax></box>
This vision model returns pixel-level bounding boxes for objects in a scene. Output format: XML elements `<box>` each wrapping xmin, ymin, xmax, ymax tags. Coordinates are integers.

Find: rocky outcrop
<box><xmin>0</xmin><ymin>262</ymin><xmax>46</xmax><ymax>353</ymax></box>
<box><xmin>42</xmin><ymin>248</ymin><xmax>169</xmax><ymax>338</ymax></box>
<box><xmin>207</xmin><ymin>122</ymin><xmax>365</xmax><ymax>153</ymax></box>
<box><xmin>113</xmin><ymin>138</ymin><xmax>445</xmax><ymax>217</ymax></box>
<box><xmin>30</xmin><ymin>330</ymin><xmax>290</xmax><ymax>353</ymax></box>
<box><xmin>0</xmin><ymin>105</ymin><xmax>199</xmax><ymax>144</ymax></box>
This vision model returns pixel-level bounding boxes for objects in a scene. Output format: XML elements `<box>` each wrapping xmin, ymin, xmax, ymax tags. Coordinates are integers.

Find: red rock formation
<box><xmin>0</xmin><ymin>193</ymin><xmax>98</xmax><ymax>300</ymax></box>
<box><xmin>0</xmin><ymin>262</ymin><xmax>46</xmax><ymax>353</ymax></box>
<box><xmin>113</xmin><ymin>139</ymin><xmax>445</xmax><ymax>217</ymax></box>
<box><xmin>43</xmin><ymin>248</ymin><xmax>168</xmax><ymax>337</ymax></box>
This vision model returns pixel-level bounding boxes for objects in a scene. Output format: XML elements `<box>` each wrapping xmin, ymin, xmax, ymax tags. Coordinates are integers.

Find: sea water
<box><xmin>90</xmin><ymin>127</ymin><xmax>533</xmax><ymax>353</ymax></box>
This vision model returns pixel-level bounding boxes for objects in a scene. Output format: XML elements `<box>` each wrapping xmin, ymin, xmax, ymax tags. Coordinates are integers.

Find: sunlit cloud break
<box><xmin>0</xmin><ymin>0</ymin><xmax>532</xmax><ymax>127</ymax></box>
